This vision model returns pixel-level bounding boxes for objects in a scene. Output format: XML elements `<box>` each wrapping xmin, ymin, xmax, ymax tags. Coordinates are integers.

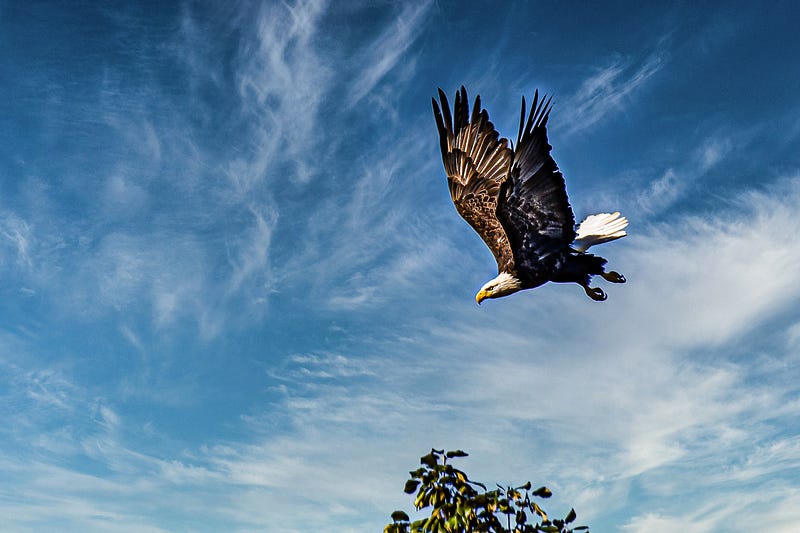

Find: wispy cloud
<box><xmin>636</xmin><ymin>168</ymin><xmax>682</xmax><ymax>214</ymax></box>
<box><xmin>623</xmin><ymin>487</ymin><xmax>800</xmax><ymax>533</ymax></box>
<box><xmin>230</xmin><ymin>0</ymin><xmax>331</xmax><ymax>190</ymax></box>
<box><xmin>1</xmin><ymin>0</ymin><xmax>438</xmax><ymax>336</ymax></box>
<box><xmin>347</xmin><ymin>0</ymin><xmax>434</xmax><ymax>107</ymax></box>
<box><xmin>562</xmin><ymin>47</ymin><xmax>667</xmax><ymax>134</ymax></box>
<box><xmin>1</xmin><ymin>213</ymin><xmax>34</xmax><ymax>274</ymax></box>
<box><xmin>282</xmin><ymin>131</ymin><xmax>456</xmax><ymax>311</ymax></box>
<box><xmin>0</xmin><ymin>1</ymin><xmax>342</xmax><ymax>338</ymax></box>
<box><xmin>224</xmin><ymin>205</ymin><xmax>278</xmax><ymax>316</ymax></box>
<box><xmin>635</xmin><ymin>133</ymin><xmax>734</xmax><ymax>214</ymax></box>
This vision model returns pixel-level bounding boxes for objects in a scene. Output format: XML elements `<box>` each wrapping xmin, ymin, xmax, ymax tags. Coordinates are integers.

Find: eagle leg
<box><xmin>601</xmin><ymin>271</ymin><xmax>626</xmax><ymax>283</ymax></box>
<box><xmin>582</xmin><ymin>284</ymin><xmax>607</xmax><ymax>301</ymax></box>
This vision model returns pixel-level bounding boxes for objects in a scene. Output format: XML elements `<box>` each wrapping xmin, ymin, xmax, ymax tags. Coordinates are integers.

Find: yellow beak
<box><xmin>475</xmin><ymin>290</ymin><xmax>489</xmax><ymax>305</ymax></box>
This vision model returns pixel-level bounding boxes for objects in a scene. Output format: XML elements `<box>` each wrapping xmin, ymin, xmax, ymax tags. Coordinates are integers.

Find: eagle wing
<box><xmin>497</xmin><ymin>91</ymin><xmax>576</xmax><ymax>276</ymax></box>
<box><xmin>433</xmin><ymin>86</ymin><xmax>515</xmax><ymax>273</ymax></box>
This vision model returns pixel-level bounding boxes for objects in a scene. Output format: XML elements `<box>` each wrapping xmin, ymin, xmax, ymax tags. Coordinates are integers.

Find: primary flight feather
<box><xmin>432</xmin><ymin>86</ymin><xmax>628</xmax><ymax>303</ymax></box>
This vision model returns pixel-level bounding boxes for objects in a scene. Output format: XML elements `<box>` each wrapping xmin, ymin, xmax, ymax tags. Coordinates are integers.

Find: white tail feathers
<box><xmin>573</xmin><ymin>212</ymin><xmax>628</xmax><ymax>252</ymax></box>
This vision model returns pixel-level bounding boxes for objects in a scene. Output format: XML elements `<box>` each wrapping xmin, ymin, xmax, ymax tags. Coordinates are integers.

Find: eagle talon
<box><xmin>601</xmin><ymin>271</ymin><xmax>626</xmax><ymax>284</ymax></box>
<box><xmin>583</xmin><ymin>285</ymin><xmax>607</xmax><ymax>301</ymax></box>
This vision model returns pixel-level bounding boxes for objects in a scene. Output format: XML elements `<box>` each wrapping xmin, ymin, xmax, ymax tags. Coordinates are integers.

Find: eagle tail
<box><xmin>572</xmin><ymin>212</ymin><xmax>628</xmax><ymax>252</ymax></box>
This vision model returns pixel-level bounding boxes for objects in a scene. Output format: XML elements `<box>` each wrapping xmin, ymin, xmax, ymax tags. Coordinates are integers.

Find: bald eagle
<box><xmin>432</xmin><ymin>86</ymin><xmax>628</xmax><ymax>303</ymax></box>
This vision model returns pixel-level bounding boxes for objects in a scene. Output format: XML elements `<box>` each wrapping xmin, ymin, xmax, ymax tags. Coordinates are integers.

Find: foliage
<box><xmin>385</xmin><ymin>449</ymin><xmax>588</xmax><ymax>533</ymax></box>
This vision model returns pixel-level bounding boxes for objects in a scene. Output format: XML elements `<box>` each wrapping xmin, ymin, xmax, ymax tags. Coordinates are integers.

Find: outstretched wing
<box><xmin>433</xmin><ymin>86</ymin><xmax>515</xmax><ymax>272</ymax></box>
<box><xmin>497</xmin><ymin>91</ymin><xmax>576</xmax><ymax>276</ymax></box>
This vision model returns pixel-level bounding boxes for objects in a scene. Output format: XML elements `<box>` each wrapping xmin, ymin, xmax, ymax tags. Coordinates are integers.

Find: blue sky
<box><xmin>2</xmin><ymin>1</ymin><xmax>799</xmax><ymax>531</ymax></box>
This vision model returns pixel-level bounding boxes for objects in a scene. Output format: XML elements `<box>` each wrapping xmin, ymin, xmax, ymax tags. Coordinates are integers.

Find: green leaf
<box><xmin>424</xmin><ymin>514</ymin><xmax>439</xmax><ymax>531</ymax></box>
<box><xmin>420</xmin><ymin>452</ymin><xmax>438</xmax><ymax>468</ymax></box>
<box><xmin>565</xmin><ymin>508</ymin><xmax>577</xmax><ymax>524</ymax></box>
<box><xmin>414</xmin><ymin>490</ymin><xmax>426</xmax><ymax>509</ymax></box>
<box><xmin>391</xmin><ymin>510</ymin><xmax>410</xmax><ymax>522</ymax></box>
<box><xmin>446</xmin><ymin>449</ymin><xmax>468</xmax><ymax>458</ymax></box>
<box><xmin>532</xmin><ymin>502</ymin><xmax>547</xmax><ymax>521</ymax></box>
<box><xmin>532</xmin><ymin>486</ymin><xmax>552</xmax><ymax>498</ymax></box>
<box><xmin>404</xmin><ymin>479</ymin><xmax>421</xmax><ymax>494</ymax></box>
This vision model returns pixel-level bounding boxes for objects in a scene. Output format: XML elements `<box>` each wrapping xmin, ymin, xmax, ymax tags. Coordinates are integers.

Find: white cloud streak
<box><xmin>347</xmin><ymin>0</ymin><xmax>434</xmax><ymax>107</ymax></box>
<box><xmin>563</xmin><ymin>48</ymin><xmax>666</xmax><ymax>134</ymax></box>
<box><xmin>230</xmin><ymin>0</ymin><xmax>331</xmax><ymax>190</ymax></box>
<box><xmin>636</xmin><ymin>133</ymin><xmax>735</xmax><ymax>215</ymax></box>
<box><xmin>1</xmin><ymin>212</ymin><xmax>34</xmax><ymax>270</ymax></box>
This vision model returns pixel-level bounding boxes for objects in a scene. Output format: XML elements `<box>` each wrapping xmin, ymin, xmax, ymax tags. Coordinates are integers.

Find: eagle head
<box><xmin>475</xmin><ymin>272</ymin><xmax>523</xmax><ymax>304</ymax></box>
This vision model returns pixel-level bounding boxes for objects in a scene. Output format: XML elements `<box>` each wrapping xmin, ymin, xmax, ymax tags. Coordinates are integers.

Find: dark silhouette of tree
<box><xmin>385</xmin><ymin>449</ymin><xmax>588</xmax><ymax>533</ymax></box>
